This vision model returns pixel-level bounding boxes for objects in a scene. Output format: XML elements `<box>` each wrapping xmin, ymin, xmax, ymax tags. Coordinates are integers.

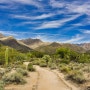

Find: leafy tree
<box><xmin>56</xmin><ymin>47</ymin><xmax>71</xmax><ymax>59</ymax></box>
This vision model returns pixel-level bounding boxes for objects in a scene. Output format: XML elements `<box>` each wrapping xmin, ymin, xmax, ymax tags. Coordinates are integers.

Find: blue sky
<box><xmin>0</xmin><ymin>0</ymin><xmax>90</xmax><ymax>43</ymax></box>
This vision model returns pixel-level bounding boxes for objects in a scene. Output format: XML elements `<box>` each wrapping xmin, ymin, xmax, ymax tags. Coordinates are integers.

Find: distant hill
<box><xmin>20</xmin><ymin>38</ymin><xmax>49</xmax><ymax>49</ymax></box>
<box><xmin>0</xmin><ymin>33</ymin><xmax>6</xmax><ymax>38</ymax></box>
<box><xmin>78</xmin><ymin>43</ymin><xmax>90</xmax><ymax>51</ymax></box>
<box><xmin>0</xmin><ymin>36</ymin><xmax>33</xmax><ymax>52</ymax></box>
<box><xmin>0</xmin><ymin>33</ymin><xmax>88</xmax><ymax>53</ymax></box>
<box><xmin>36</xmin><ymin>42</ymin><xmax>85</xmax><ymax>55</ymax></box>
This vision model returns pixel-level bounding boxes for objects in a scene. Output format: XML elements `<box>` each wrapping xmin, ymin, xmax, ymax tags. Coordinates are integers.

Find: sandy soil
<box><xmin>35</xmin><ymin>66</ymin><xmax>70</xmax><ymax>90</ymax></box>
<box><xmin>5</xmin><ymin>72</ymin><xmax>38</xmax><ymax>90</ymax></box>
<box><xmin>5</xmin><ymin>65</ymin><xmax>82</xmax><ymax>90</ymax></box>
<box><xmin>52</xmin><ymin>70</ymin><xmax>81</xmax><ymax>90</ymax></box>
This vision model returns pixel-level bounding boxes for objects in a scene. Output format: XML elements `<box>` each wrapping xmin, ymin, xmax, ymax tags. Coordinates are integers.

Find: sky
<box><xmin>0</xmin><ymin>0</ymin><xmax>90</xmax><ymax>43</ymax></box>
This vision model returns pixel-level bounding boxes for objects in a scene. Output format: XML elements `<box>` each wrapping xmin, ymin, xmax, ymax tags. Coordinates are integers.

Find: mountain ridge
<box><xmin>0</xmin><ymin>35</ymin><xmax>33</xmax><ymax>52</ymax></box>
<box><xmin>0</xmin><ymin>33</ymin><xmax>90</xmax><ymax>53</ymax></box>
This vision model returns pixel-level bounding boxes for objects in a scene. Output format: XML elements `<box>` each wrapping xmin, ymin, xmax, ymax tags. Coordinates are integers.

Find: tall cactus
<box><xmin>5</xmin><ymin>47</ymin><xmax>9</xmax><ymax>66</ymax></box>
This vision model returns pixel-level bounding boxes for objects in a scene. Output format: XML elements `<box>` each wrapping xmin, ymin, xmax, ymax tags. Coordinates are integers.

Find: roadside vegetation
<box><xmin>0</xmin><ymin>44</ymin><xmax>90</xmax><ymax>89</ymax></box>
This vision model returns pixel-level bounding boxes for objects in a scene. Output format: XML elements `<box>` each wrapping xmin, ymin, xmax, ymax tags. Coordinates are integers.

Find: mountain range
<box><xmin>0</xmin><ymin>34</ymin><xmax>32</xmax><ymax>52</ymax></box>
<box><xmin>0</xmin><ymin>33</ymin><xmax>90</xmax><ymax>53</ymax></box>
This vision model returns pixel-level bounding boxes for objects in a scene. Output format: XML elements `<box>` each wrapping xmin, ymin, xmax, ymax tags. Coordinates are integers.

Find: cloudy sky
<box><xmin>0</xmin><ymin>0</ymin><xmax>90</xmax><ymax>43</ymax></box>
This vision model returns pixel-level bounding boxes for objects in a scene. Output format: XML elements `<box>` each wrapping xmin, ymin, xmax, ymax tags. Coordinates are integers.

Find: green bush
<box><xmin>2</xmin><ymin>72</ymin><xmax>26</xmax><ymax>85</ymax></box>
<box><xmin>5</xmin><ymin>67</ymin><xmax>12</xmax><ymax>73</ymax></box>
<box><xmin>13</xmin><ymin>62</ymin><xmax>26</xmax><ymax>69</ymax></box>
<box><xmin>49</xmin><ymin>63</ymin><xmax>57</xmax><ymax>69</ymax></box>
<box><xmin>27</xmin><ymin>63</ymin><xmax>35</xmax><ymax>71</ymax></box>
<box><xmin>32</xmin><ymin>60</ymin><xmax>40</xmax><ymax>65</ymax></box>
<box><xmin>42</xmin><ymin>55</ymin><xmax>51</xmax><ymax>65</ymax></box>
<box><xmin>16</xmin><ymin>68</ymin><xmax>28</xmax><ymax>77</ymax></box>
<box><xmin>59</xmin><ymin>64</ymin><xmax>71</xmax><ymax>73</ymax></box>
<box><xmin>0</xmin><ymin>69</ymin><xmax>5</xmax><ymax>79</ymax></box>
<box><xmin>39</xmin><ymin>60</ymin><xmax>47</xmax><ymax>67</ymax></box>
<box><xmin>0</xmin><ymin>81</ymin><xmax>5</xmax><ymax>90</ymax></box>
<box><xmin>82</xmin><ymin>66</ymin><xmax>90</xmax><ymax>73</ymax></box>
<box><xmin>66</xmin><ymin>70</ymin><xmax>86</xmax><ymax>84</ymax></box>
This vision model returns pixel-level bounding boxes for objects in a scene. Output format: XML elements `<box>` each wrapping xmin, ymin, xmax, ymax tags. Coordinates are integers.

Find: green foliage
<box><xmin>0</xmin><ymin>69</ymin><xmax>5</xmax><ymax>79</ymax></box>
<box><xmin>0</xmin><ymin>81</ymin><xmax>5</xmax><ymax>90</ymax></box>
<box><xmin>27</xmin><ymin>63</ymin><xmax>35</xmax><ymax>71</ymax></box>
<box><xmin>16</xmin><ymin>68</ymin><xmax>28</xmax><ymax>77</ymax></box>
<box><xmin>56</xmin><ymin>47</ymin><xmax>90</xmax><ymax>63</ymax></box>
<box><xmin>59</xmin><ymin>64</ymin><xmax>71</xmax><ymax>73</ymax></box>
<box><xmin>0</xmin><ymin>52</ymin><xmax>5</xmax><ymax>65</ymax></box>
<box><xmin>2</xmin><ymin>72</ymin><xmax>26</xmax><ymax>85</ymax></box>
<box><xmin>27</xmin><ymin>51</ymin><xmax>44</xmax><ymax>59</ymax></box>
<box><xmin>49</xmin><ymin>63</ymin><xmax>57</xmax><ymax>69</ymax></box>
<box><xmin>67</xmin><ymin>70</ymin><xmax>86</xmax><ymax>84</ymax></box>
<box><xmin>56</xmin><ymin>47</ymin><xmax>70</xmax><ymax>58</ymax></box>
<box><xmin>0</xmin><ymin>45</ymin><xmax>26</xmax><ymax>66</ymax></box>
<box><xmin>32</xmin><ymin>59</ymin><xmax>40</xmax><ymax>65</ymax></box>
<box><xmin>13</xmin><ymin>62</ymin><xmax>26</xmax><ymax>69</ymax></box>
<box><xmin>57</xmin><ymin>63</ymin><xmax>90</xmax><ymax>84</ymax></box>
<box><xmin>39</xmin><ymin>59</ymin><xmax>47</xmax><ymax>67</ymax></box>
<box><xmin>42</xmin><ymin>55</ymin><xmax>51</xmax><ymax>65</ymax></box>
<box><xmin>5</xmin><ymin>48</ymin><xmax>9</xmax><ymax>66</ymax></box>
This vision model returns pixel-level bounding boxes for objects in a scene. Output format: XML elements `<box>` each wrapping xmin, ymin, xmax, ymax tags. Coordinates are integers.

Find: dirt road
<box><xmin>35</xmin><ymin>66</ymin><xmax>70</xmax><ymax>90</ymax></box>
<box><xmin>5</xmin><ymin>65</ymin><xmax>80</xmax><ymax>90</ymax></box>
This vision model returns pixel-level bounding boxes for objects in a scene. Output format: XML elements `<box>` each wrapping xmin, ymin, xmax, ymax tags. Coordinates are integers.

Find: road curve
<box><xmin>35</xmin><ymin>66</ymin><xmax>70</xmax><ymax>90</ymax></box>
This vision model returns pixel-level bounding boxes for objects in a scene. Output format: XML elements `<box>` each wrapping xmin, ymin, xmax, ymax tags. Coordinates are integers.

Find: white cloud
<box><xmin>67</xmin><ymin>3</ymin><xmax>90</xmax><ymax>15</ymax></box>
<box><xmin>12</xmin><ymin>0</ymin><xmax>43</xmax><ymax>8</ymax></box>
<box><xmin>33</xmin><ymin>13</ymin><xmax>54</xmax><ymax>19</ymax></box>
<box><xmin>0</xmin><ymin>31</ymin><xmax>18</xmax><ymax>36</ymax></box>
<box><xmin>32</xmin><ymin>34</ymin><xmax>60</xmax><ymax>42</ymax></box>
<box><xmin>50</xmin><ymin>0</ymin><xmax>65</xmax><ymax>8</ymax></box>
<box><xmin>50</xmin><ymin>0</ymin><xmax>90</xmax><ymax>15</ymax></box>
<box><xmin>0</xmin><ymin>0</ymin><xmax>10</xmax><ymax>3</ymax></box>
<box><xmin>12</xmin><ymin>13</ymin><xmax>54</xmax><ymax>20</ymax></box>
<box><xmin>35</xmin><ymin>14</ymin><xmax>82</xmax><ymax>29</ymax></box>
<box><xmin>0</xmin><ymin>0</ymin><xmax>43</xmax><ymax>8</ymax></box>
<box><xmin>83</xmin><ymin>30</ymin><xmax>90</xmax><ymax>34</ymax></box>
<box><xmin>36</xmin><ymin>20</ymin><xmax>61</xmax><ymax>29</ymax></box>
<box><xmin>62</xmin><ymin>34</ymin><xmax>84</xmax><ymax>43</ymax></box>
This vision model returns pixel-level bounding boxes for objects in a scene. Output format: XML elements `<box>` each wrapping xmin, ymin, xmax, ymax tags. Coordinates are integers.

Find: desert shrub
<box><xmin>49</xmin><ymin>63</ymin><xmax>57</xmax><ymax>69</ymax></box>
<box><xmin>2</xmin><ymin>72</ymin><xmax>26</xmax><ymax>85</ymax></box>
<box><xmin>60</xmin><ymin>66</ymin><xmax>71</xmax><ymax>73</ymax></box>
<box><xmin>42</xmin><ymin>55</ymin><xmax>51</xmax><ymax>65</ymax></box>
<box><xmin>18</xmin><ymin>64</ymin><xmax>26</xmax><ymax>69</ymax></box>
<box><xmin>16</xmin><ymin>68</ymin><xmax>28</xmax><ymax>77</ymax></box>
<box><xmin>82</xmin><ymin>66</ymin><xmax>90</xmax><ymax>73</ymax></box>
<box><xmin>0</xmin><ymin>69</ymin><xmax>5</xmax><ymax>79</ymax></box>
<box><xmin>39</xmin><ymin>60</ymin><xmax>47</xmax><ymax>67</ymax></box>
<box><xmin>5</xmin><ymin>67</ymin><xmax>12</xmax><ymax>73</ymax></box>
<box><xmin>14</xmin><ymin>63</ymin><xmax>26</xmax><ymax>69</ymax></box>
<box><xmin>27</xmin><ymin>63</ymin><xmax>35</xmax><ymax>71</ymax></box>
<box><xmin>0</xmin><ymin>81</ymin><xmax>5</xmax><ymax>90</ymax></box>
<box><xmin>32</xmin><ymin>59</ymin><xmax>40</xmax><ymax>65</ymax></box>
<box><xmin>66</xmin><ymin>70</ymin><xmax>86</xmax><ymax>84</ymax></box>
<box><xmin>59</xmin><ymin>64</ymin><xmax>71</xmax><ymax>73</ymax></box>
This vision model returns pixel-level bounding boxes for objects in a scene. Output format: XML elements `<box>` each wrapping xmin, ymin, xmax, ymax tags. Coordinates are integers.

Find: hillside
<box><xmin>36</xmin><ymin>42</ymin><xmax>85</xmax><ymax>55</ymax></box>
<box><xmin>0</xmin><ymin>33</ymin><xmax>87</xmax><ymax>53</ymax></box>
<box><xmin>20</xmin><ymin>38</ymin><xmax>49</xmax><ymax>49</ymax></box>
<box><xmin>79</xmin><ymin>43</ymin><xmax>90</xmax><ymax>51</ymax></box>
<box><xmin>0</xmin><ymin>33</ymin><xmax>6</xmax><ymax>38</ymax></box>
<box><xmin>0</xmin><ymin>36</ymin><xmax>33</xmax><ymax>52</ymax></box>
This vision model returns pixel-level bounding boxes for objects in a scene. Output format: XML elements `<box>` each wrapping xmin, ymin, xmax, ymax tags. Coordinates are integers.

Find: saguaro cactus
<box><xmin>5</xmin><ymin>47</ymin><xmax>9</xmax><ymax>66</ymax></box>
